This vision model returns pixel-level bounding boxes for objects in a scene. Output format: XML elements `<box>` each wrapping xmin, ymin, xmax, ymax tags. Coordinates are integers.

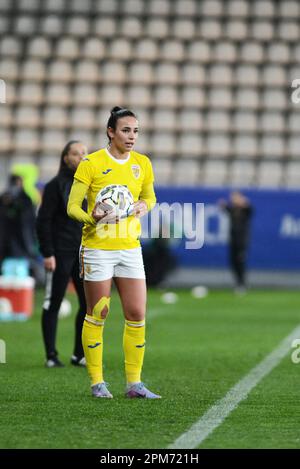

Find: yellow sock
<box><xmin>82</xmin><ymin>317</ymin><xmax>105</xmax><ymax>386</ymax></box>
<box><xmin>123</xmin><ymin>319</ymin><xmax>146</xmax><ymax>384</ymax></box>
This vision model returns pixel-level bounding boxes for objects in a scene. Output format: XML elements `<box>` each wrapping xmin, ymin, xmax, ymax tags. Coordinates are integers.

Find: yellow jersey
<box><xmin>73</xmin><ymin>148</ymin><xmax>156</xmax><ymax>250</ymax></box>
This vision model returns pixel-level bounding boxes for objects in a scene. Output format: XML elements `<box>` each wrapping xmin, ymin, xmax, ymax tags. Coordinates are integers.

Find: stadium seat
<box><xmin>229</xmin><ymin>160</ymin><xmax>256</xmax><ymax>187</ymax></box>
<box><xmin>135</xmin><ymin>39</ymin><xmax>159</xmax><ymax>61</ymax></box>
<box><xmin>174</xmin><ymin>0</ymin><xmax>197</xmax><ymax>16</ymax></box>
<box><xmin>178</xmin><ymin>110</ymin><xmax>204</xmax><ymax>131</ymax></box>
<box><xmin>0</xmin><ymin>129</ymin><xmax>12</xmax><ymax>152</ymax></box>
<box><xmin>256</xmin><ymin>162</ymin><xmax>283</xmax><ymax>187</ymax></box>
<box><xmin>14</xmin><ymin>15</ymin><xmax>37</xmax><ymax>36</ymax></box>
<box><xmin>14</xmin><ymin>129</ymin><xmax>40</xmax><ymax>152</ymax></box>
<box><xmin>261</xmin><ymin>136</ymin><xmax>285</xmax><ymax>159</ymax></box>
<box><xmin>181</xmin><ymin>64</ymin><xmax>205</xmax><ymax>85</ymax></box>
<box><xmin>236</xmin><ymin>89</ymin><xmax>259</xmax><ymax>110</ymax></box>
<box><xmin>209</xmin><ymin>65</ymin><xmax>233</xmax><ymax>86</ymax></box>
<box><xmin>213</xmin><ymin>42</ymin><xmax>237</xmax><ymax>62</ymax></box>
<box><xmin>120</xmin><ymin>18</ymin><xmax>143</xmax><ymax>38</ymax></box>
<box><xmin>21</xmin><ymin>59</ymin><xmax>46</xmax><ymax>82</ymax></box>
<box><xmin>44</xmin><ymin>0</ymin><xmax>66</xmax><ymax>13</ymax></box>
<box><xmin>207</xmin><ymin>111</ymin><xmax>231</xmax><ymax>132</ymax></box>
<box><xmin>48</xmin><ymin>61</ymin><xmax>73</xmax><ymax>83</ymax></box>
<box><xmin>225</xmin><ymin>20</ymin><xmax>248</xmax><ymax>40</ymax></box>
<box><xmin>109</xmin><ymin>38</ymin><xmax>132</xmax><ymax>60</ymax></box>
<box><xmin>160</xmin><ymin>40</ymin><xmax>185</xmax><ymax>62</ymax></box>
<box><xmin>227</xmin><ymin>0</ymin><xmax>249</xmax><ymax>17</ymax></box>
<box><xmin>126</xmin><ymin>85</ymin><xmax>151</xmax><ymax>107</ymax></box>
<box><xmin>128</xmin><ymin>62</ymin><xmax>154</xmax><ymax>85</ymax></box>
<box><xmin>278</xmin><ymin>21</ymin><xmax>299</xmax><ymax>41</ymax></box>
<box><xmin>199</xmin><ymin>20</ymin><xmax>222</xmax><ymax>40</ymax></box>
<box><xmin>73</xmin><ymin>84</ymin><xmax>98</xmax><ymax>107</ymax></box>
<box><xmin>96</xmin><ymin>0</ymin><xmax>119</xmax><ymax>14</ymax></box>
<box><xmin>186</xmin><ymin>40</ymin><xmax>211</xmax><ymax>63</ymax></box>
<box><xmin>146</xmin><ymin>19</ymin><xmax>169</xmax><ymax>38</ymax></box>
<box><xmin>43</xmin><ymin>107</ymin><xmax>69</xmax><ymax>129</ymax></box>
<box><xmin>70</xmin><ymin>108</ymin><xmax>95</xmax><ymax>130</ymax></box>
<box><xmin>74</xmin><ymin>61</ymin><xmax>99</xmax><ymax>83</ymax></box>
<box><xmin>0</xmin><ymin>106</ymin><xmax>12</xmax><ymax>127</ymax></box>
<box><xmin>81</xmin><ymin>38</ymin><xmax>105</xmax><ymax>60</ymax></box>
<box><xmin>40</xmin><ymin>16</ymin><xmax>64</xmax><ymax>37</ymax></box>
<box><xmin>206</xmin><ymin>134</ymin><xmax>231</xmax><ymax>158</ymax></box>
<box><xmin>152</xmin><ymin>109</ymin><xmax>177</xmax><ymax>131</ymax></box>
<box><xmin>154</xmin><ymin>86</ymin><xmax>179</xmax><ymax>108</ymax></box>
<box><xmin>233</xmin><ymin>135</ymin><xmax>258</xmax><ymax>159</ymax></box>
<box><xmin>181</xmin><ymin>87</ymin><xmax>206</xmax><ymax>109</ymax></box>
<box><xmin>235</xmin><ymin>64</ymin><xmax>260</xmax><ymax>86</ymax></box>
<box><xmin>177</xmin><ymin>134</ymin><xmax>203</xmax><ymax>158</ymax></box>
<box><xmin>39</xmin><ymin>155</ymin><xmax>61</xmax><ymax>182</ymax></box>
<box><xmin>66</xmin><ymin>17</ymin><xmax>90</xmax><ymax>37</ymax></box>
<box><xmin>56</xmin><ymin>37</ymin><xmax>79</xmax><ymax>59</ymax></box>
<box><xmin>101</xmin><ymin>85</ymin><xmax>124</xmax><ymax>106</ymax></box>
<box><xmin>267</xmin><ymin>42</ymin><xmax>290</xmax><ymax>63</ymax></box>
<box><xmin>252</xmin><ymin>0</ymin><xmax>275</xmax><ymax>17</ymax></box>
<box><xmin>41</xmin><ymin>130</ymin><xmax>67</xmax><ymax>153</ymax></box>
<box><xmin>15</xmin><ymin>106</ymin><xmax>40</xmax><ymax>128</ymax></box>
<box><xmin>251</xmin><ymin>21</ymin><xmax>274</xmax><ymax>40</ymax></box>
<box><xmin>0</xmin><ymin>59</ymin><xmax>19</xmax><ymax>81</ymax></box>
<box><xmin>155</xmin><ymin>63</ymin><xmax>180</xmax><ymax>85</ymax></box>
<box><xmin>94</xmin><ymin>17</ymin><xmax>117</xmax><ymax>37</ymax></box>
<box><xmin>70</xmin><ymin>0</ymin><xmax>93</xmax><ymax>13</ymax></box>
<box><xmin>45</xmin><ymin>83</ymin><xmax>71</xmax><ymax>106</ymax></box>
<box><xmin>285</xmin><ymin>162</ymin><xmax>300</xmax><ymax>187</ymax></box>
<box><xmin>288</xmin><ymin>112</ymin><xmax>300</xmax><ymax>133</ymax></box>
<box><xmin>173</xmin><ymin>160</ymin><xmax>201</xmax><ymax>186</ymax></box>
<box><xmin>263</xmin><ymin>90</ymin><xmax>286</xmax><ymax>110</ymax></box>
<box><xmin>101</xmin><ymin>62</ymin><xmax>126</xmax><ymax>84</ymax></box>
<box><xmin>240</xmin><ymin>42</ymin><xmax>264</xmax><ymax>63</ymax></box>
<box><xmin>122</xmin><ymin>0</ymin><xmax>145</xmax><ymax>15</ymax></box>
<box><xmin>279</xmin><ymin>1</ymin><xmax>300</xmax><ymax>17</ymax></box>
<box><xmin>19</xmin><ymin>83</ymin><xmax>43</xmax><ymax>105</ymax></box>
<box><xmin>27</xmin><ymin>36</ymin><xmax>52</xmax><ymax>58</ymax></box>
<box><xmin>172</xmin><ymin>20</ymin><xmax>196</xmax><ymax>40</ymax></box>
<box><xmin>233</xmin><ymin>111</ymin><xmax>257</xmax><ymax>132</ymax></box>
<box><xmin>262</xmin><ymin>65</ymin><xmax>286</xmax><ymax>86</ymax></box>
<box><xmin>209</xmin><ymin>88</ymin><xmax>233</xmax><ymax>109</ymax></box>
<box><xmin>152</xmin><ymin>158</ymin><xmax>173</xmax><ymax>185</ymax></box>
<box><xmin>201</xmin><ymin>0</ymin><xmax>223</xmax><ymax>16</ymax></box>
<box><xmin>0</xmin><ymin>36</ymin><xmax>22</xmax><ymax>57</ymax></box>
<box><xmin>0</xmin><ymin>15</ymin><xmax>8</xmax><ymax>34</ymax></box>
<box><xmin>148</xmin><ymin>0</ymin><xmax>170</xmax><ymax>16</ymax></box>
<box><xmin>202</xmin><ymin>161</ymin><xmax>228</xmax><ymax>186</ymax></box>
<box><xmin>134</xmin><ymin>133</ymin><xmax>150</xmax><ymax>155</ymax></box>
<box><xmin>288</xmin><ymin>136</ymin><xmax>300</xmax><ymax>159</ymax></box>
<box><xmin>260</xmin><ymin>113</ymin><xmax>285</xmax><ymax>133</ymax></box>
<box><xmin>151</xmin><ymin>132</ymin><xmax>177</xmax><ymax>156</ymax></box>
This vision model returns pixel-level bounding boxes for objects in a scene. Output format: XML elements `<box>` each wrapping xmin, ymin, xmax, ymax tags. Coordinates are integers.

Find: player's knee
<box><xmin>92</xmin><ymin>296</ymin><xmax>111</xmax><ymax>320</ymax></box>
<box><xmin>126</xmin><ymin>307</ymin><xmax>145</xmax><ymax>322</ymax></box>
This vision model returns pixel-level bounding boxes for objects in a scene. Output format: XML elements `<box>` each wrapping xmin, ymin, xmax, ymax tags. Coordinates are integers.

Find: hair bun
<box><xmin>110</xmin><ymin>106</ymin><xmax>123</xmax><ymax>114</ymax></box>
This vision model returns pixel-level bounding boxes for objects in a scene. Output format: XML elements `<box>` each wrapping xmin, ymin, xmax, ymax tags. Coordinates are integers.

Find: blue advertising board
<box><xmin>140</xmin><ymin>187</ymin><xmax>300</xmax><ymax>270</ymax></box>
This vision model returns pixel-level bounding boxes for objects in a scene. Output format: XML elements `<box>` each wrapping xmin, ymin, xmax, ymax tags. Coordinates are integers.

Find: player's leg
<box><xmin>41</xmin><ymin>252</ymin><xmax>72</xmax><ymax>367</ymax></box>
<box><xmin>70</xmin><ymin>255</ymin><xmax>86</xmax><ymax>365</ymax></box>
<box><xmin>114</xmin><ymin>267</ymin><xmax>161</xmax><ymax>399</ymax></box>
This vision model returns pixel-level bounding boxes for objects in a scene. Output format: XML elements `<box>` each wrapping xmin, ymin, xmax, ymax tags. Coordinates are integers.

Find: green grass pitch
<box><xmin>0</xmin><ymin>288</ymin><xmax>300</xmax><ymax>449</ymax></box>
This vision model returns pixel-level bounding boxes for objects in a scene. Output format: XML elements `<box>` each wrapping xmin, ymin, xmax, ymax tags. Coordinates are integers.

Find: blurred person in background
<box><xmin>218</xmin><ymin>191</ymin><xmax>253</xmax><ymax>294</ymax></box>
<box><xmin>0</xmin><ymin>174</ymin><xmax>38</xmax><ymax>271</ymax></box>
<box><xmin>36</xmin><ymin>141</ymin><xmax>88</xmax><ymax>368</ymax></box>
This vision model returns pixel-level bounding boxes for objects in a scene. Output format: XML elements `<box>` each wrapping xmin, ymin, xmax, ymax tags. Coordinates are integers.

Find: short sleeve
<box><xmin>74</xmin><ymin>158</ymin><xmax>96</xmax><ymax>186</ymax></box>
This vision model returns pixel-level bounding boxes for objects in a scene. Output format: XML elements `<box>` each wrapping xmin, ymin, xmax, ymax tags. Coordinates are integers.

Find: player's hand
<box><xmin>132</xmin><ymin>200</ymin><xmax>148</xmax><ymax>218</ymax></box>
<box><xmin>92</xmin><ymin>202</ymin><xmax>119</xmax><ymax>224</ymax></box>
<box><xmin>44</xmin><ymin>256</ymin><xmax>56</xmax><ymax>272</ymax></box>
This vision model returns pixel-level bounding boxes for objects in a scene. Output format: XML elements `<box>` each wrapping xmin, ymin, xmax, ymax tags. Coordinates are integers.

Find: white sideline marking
<box><xmin>168</xmin><ymin>324</ymin><xmax>300</xmax><ymax>449</ymax></box>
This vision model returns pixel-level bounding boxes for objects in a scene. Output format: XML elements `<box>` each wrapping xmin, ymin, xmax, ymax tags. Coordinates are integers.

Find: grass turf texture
<box><xmin>0</xmin><ymin>288</ymin><xmax>299</xmax><ymax>449</ymax></box>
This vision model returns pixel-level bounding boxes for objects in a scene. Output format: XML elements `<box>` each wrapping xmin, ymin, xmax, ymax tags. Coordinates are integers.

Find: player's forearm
<box><xmin>140</xmin><ymin>183</ymin><xmax>156</xmax><ymax>212</ymax></box>
<box><xmin>67</xmin><ymin>180</ymin><xmax>95</xmax><ymax>225</ymax></box>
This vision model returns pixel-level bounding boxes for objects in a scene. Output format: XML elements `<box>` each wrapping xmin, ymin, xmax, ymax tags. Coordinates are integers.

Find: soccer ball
<box><xmin>95</xmin><ymin>184</ymin><xmax>134</xmax><ymax>219</ymax></box>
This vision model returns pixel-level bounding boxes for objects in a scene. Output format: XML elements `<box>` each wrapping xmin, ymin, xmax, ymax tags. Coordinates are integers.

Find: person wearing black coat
<box><xmin>36</xmin><ymin>141</ymin><xmax>88</xmax><ymax>367</ymax></box>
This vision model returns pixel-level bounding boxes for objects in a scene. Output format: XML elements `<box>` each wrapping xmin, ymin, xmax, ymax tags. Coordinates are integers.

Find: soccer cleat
<box><xmin>91</xmin><ymin>382</ymin><xmax>113</xmax><ymax>398</ymax></box>
<box><xmin>45</xmin><ymin>357</ymin><xmax>65</xmax><ymax>368</ymax></box>
<box><xmin>70</xmin><ymin>355</ymin><xmax>86</xmax><ymax>367</ymax></box>
<box><xmin>125</xmin><ymin>382</ymin><xmax>161</xmax><ymax>399</ymax></box>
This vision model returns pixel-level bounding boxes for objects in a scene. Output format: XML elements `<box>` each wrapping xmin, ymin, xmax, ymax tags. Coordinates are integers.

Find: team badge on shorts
<box><xmin>131</xmin><ymin>165</ymin><xmax>140</xmax><ymax>179</ymax></box>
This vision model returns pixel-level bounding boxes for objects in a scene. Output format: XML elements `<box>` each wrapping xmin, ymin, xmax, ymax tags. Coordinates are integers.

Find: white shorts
<box><xmin>79</xmin><ymin>246</ymin><xmax>146</xmax><ymax>281</ymax></box>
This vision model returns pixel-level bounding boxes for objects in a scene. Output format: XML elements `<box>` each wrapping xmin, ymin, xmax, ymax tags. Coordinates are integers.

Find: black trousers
<box><xmin>229</xmin><ymin>242</ymin><xmax>248</xmax><ymax>287</ymax></box>
<box><xmin>41</xmin><ymin>251</ymin><xmax>86</xmax><ymax>360</ymax></box>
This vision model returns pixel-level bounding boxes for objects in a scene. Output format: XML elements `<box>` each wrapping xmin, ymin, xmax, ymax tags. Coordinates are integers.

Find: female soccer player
<box><xmin>67</xmin><ymin>107</ymin><xmax>161</xmax><ymax>399</ymax></box>
<box><xmin>37</xmin><ymin>141</ymin><xmax>88</xmax><ymax>367</ymax></box>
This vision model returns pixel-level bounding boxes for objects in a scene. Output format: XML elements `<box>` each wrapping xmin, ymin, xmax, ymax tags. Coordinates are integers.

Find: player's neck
<box><xmin>107</xmin><ymin>144</ymin><xmax>129</xmax><ymax>160</ymax></box>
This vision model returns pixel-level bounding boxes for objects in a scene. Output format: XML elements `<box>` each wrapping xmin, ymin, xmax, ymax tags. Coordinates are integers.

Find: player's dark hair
<box><xmin>106</xmin><ymin>106</ymin><xmax>137</xmax><ymax>142</ymax></box>
<box><xmin>59</xmin><ymin>140</ymin><xmax>80</xmax><ymax>171</ymax></box>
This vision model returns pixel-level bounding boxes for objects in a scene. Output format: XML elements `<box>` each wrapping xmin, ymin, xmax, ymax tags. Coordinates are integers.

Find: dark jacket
<box><xmin>36</xmin><ymin>168</ymin><xmax>85</xmax><ymax>257</ymax></box>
